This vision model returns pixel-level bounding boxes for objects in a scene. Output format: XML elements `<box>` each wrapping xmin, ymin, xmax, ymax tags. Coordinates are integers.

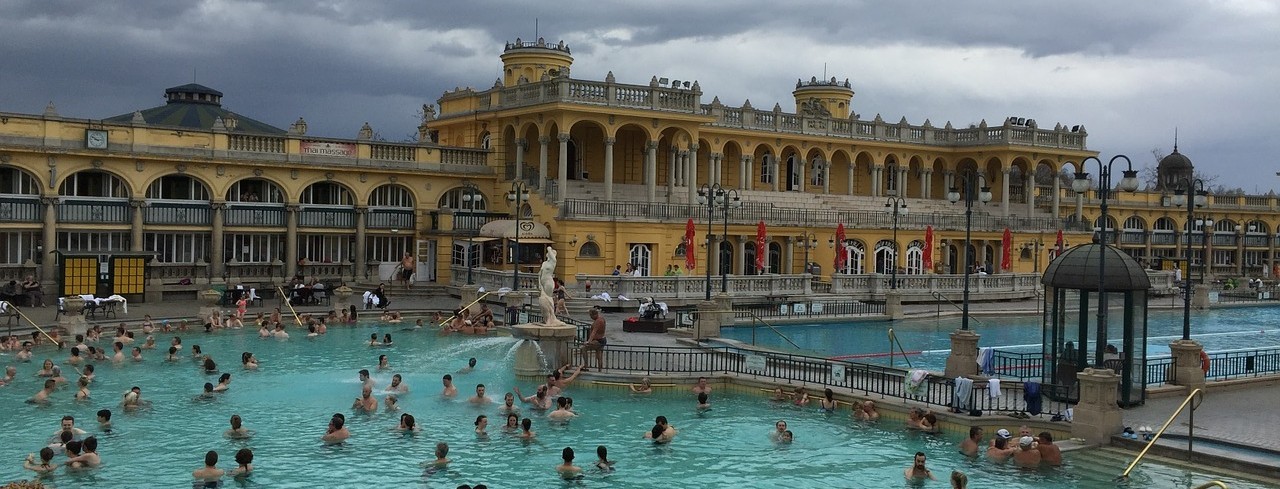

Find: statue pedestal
<box><xmin>57</xmin><ymin>296</ymin><xmax>88</xmax><ymax>338</ymax></box>
<box><xmin>944</xmin><ymin>329</ymin><xmax>981</xmax><ymax>378</ymax></box>
<box><xmin>695</xmin><ymin>299</ymin><xmax>721</xmax><ymax>340</ymax></box>
<box><xmin>198</xmin><ymin>289</ymin><xmax>223</xmax><ymax>321</ymax></box>
<box><xmin>1071</xmin><ymin>368</ymin><xmax>1123</xmax><ymax>445</ymax></box>
<box><xmin>1192</xmin><ymin>284</ymin><xmax>1210</xmax><ymax>310</ymax></box>
<box><xmin>1169</xmin><ymin>339</ymin><xmax>1207</xmax><ymax>391</ymax></box>
<box><xmin>511</xmin><ymin>323</ymin><xmax>578</xmax><ymax>378</ymax></box>
<box><xmin>332</xmin><ymin>286</ymin><xmax>354</xmax><ymax>312</ymax></box>
<box><xmin>885</xmin><ymin>290</ymin><xmax>904</xmax><ymax>320</ymax></box>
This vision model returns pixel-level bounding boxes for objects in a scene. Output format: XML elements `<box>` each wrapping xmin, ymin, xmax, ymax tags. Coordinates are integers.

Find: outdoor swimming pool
<box><xmin>0</xmin><ymin>323</ymin><xmax>1271</xmax><ymax>488</ymax></box>
<box><xmin>723</xmin><ymin>305</ymin><xmax>1280</xmax><ymax>371</ymax></box>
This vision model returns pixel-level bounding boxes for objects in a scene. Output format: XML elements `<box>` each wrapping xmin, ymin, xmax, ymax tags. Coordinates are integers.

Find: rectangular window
<box><xmin>1214</xmin><ymin>250</ymin><xmax>1234</xmax><ymax>266</ymax></box>
<box><xmin>452</xmin><ymin>242</ymin><xmax>480</xmax><ymax>268</ymax></box>
<box><xmin>145</xmin><ymin>233</ymin><xmax>209</xmax><ymax>263</ymax></box>
<box><xmin>58</xmin><ymin>232</ymin><xmax>130</xmax><ymax>252</ymax></box>
<box><xmin>0</xmin><ymin>231</ymin><xmax>38</xmax><ymax>264</ymax></box>
<box><xmin>367</xmin><ymin>236</ymin><xmax>412</xmax><ymax>263</ymax></box>
<box><xmin>226</xmin><ymin>234</ymin><xmax>283</xmax><ymax>263</ymax></box>
<box><xmin>299</xmin><ymin>234</ymin><xmax>349</xmax><ymax>263</ymax></box>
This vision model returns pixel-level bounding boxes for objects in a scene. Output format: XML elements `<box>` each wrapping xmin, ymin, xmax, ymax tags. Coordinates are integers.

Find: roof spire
<box><xmin>1173</xmin><ymin>127</ymin><xmax>1179</xmax><ymax>153</ymax></box>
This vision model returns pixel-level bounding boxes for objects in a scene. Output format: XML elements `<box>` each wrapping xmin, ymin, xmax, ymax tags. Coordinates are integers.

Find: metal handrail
<box><xmin>746</xmin><ymin>311</ymin><xmax>804</xmax><ymax>352</ymax></box>
<box><xmin>438</xmin><ymin>291</ymin><xmax>494</xmax><ymax>327</ymax></box>
<box><xmin>2</xmin><ymin>301</ymin><xmax>60</xmax><ymax>348</ymax></box>
<box><xmin>1119</xmin><ymin>388</ymin><xmax>1204</xmax><ymax>479</ymax></box>
<box><xmin>273</xmin><ymin>287</ymin><xmax>305</xmax><ymax>326</ymax></box>
<box><xmin>887</xmin><ymin>327</ymin><xmax>913</xmax><ymax>368</ymax></box>
<box><xmin>930</xmin><ymin>291</ymin><xmax>986</xmax><ymax>327</ymax></box>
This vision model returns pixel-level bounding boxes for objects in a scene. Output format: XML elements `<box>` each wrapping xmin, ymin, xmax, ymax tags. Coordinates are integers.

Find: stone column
<box><xmin>667</xmin><ymin>146</ymin><xmax>678</xmax><ymax>202</ymax></box>
<box><xmin>921</xmin><ymin>169</ymin><xmax>933</xmax><ymax>199</ymax></box>
<box><xmin>1053</xmin><ymin>176</ymin><xmax>1062</xmax><ymax>219</ymax></box>
<box><xmin>538</xmin><ymin>136</ymin><xmax>550</xmax><ymax>190</ymax></box>
<box><xmin>603</xmin><ymin>137</ymin><xmax>616</xmax><ymax>201</ymax></box>
<box><xmin>872</xmin><ymin>165</ymin><xmax>882</xmax><ymax>197</ymax></box>
<box><xmin>1001</xmin><ymin>168</ymin><xmax>1012</xmax><ymax>217</ymax></box>
<box><xmin>734</xmin><ymin>236</ymin><xmax>746</xmax><ymax>275</ymax></box>
<box><xmin>514</xmin><ymin>138</ymin><xmax>527</xmax><ymax>181</ymax></box>
<box><xmin>646</xmin><ymin>142</ymin><xmax>658</xmax><ymax>202</ymax></box>
<box><xmin>210</xmin><ymin>202</ymin><xmax>226</xmax><ymax>280</ymax></box>
<box><xmin>823</xmin><ymin>159</ymin><xmax>831</xmax><ymax>194</ymax></box>
<box><xmin>1236</xmin><ymin>228</ymin><xmax>1245</xmax><ymax>276</ymax></box>
<box><xmin>1074</xmin><ymin>192</ymin><xmax>1084</xmax><ymax>224</ymax></box>
<box><xmin>709</xmin><ymin>236</ymin><xmax>721</xmax><ymax>276</ymax></box>
<box><xmin>557</xmin><ymin>133</ymin><xmax>569</xmax><ymax>202</ymax></box>
<box><xmin>1168</xmin><ymin>339</ymin><xmax>1206</xmax><ymax>391</ymax></box>
<box><xmin>885</xmin><ymin>290</ymin><xmax>903</xmax><ymax>320</ymax></box>
<box><xmin>130</xmin><ymin>199</ymin><xmax>146</xmax><ymax>251</ymax></box>
<box><xmin>944</xmin><ymin>329</ymin><xmax>980</xmax><ymax>378</ymax></box>
<box><xmin>796</xmin><ymin>157</ymin><xmax>806</xmax><ymax>192</ymax></box>
<box><xmin>1071</xmin><ymin>368</ymin><xmax>1124</xmax><ymax>446</ymax></box>
<box><xmin>738</xmin><ymin>155</ymin><xmax>748</xmax><ymax>189</ymax></box>
<box><xmin>771</xmin><ymin>156</ymin><xmax>780</xmax><ymax>192</ymax></box>
<box><xmin>40</xmin><ymin>197</ymin><xmax>58</xmax><ymax>284</ymax></box>
<box><xmin>354</xmin><ymin>206</ymin><xmax>368</xmax><ymax>279</ymax></box>
<box><xmin>687</xmin><ymin>145</ymin><xmax>699</xmax><ymax>204</ymax></box>
<box><xmin>785</xmin><ymin>236</ymin><xmax>795</xmax><ymax>274</ymax></box>
<box><xmin>1025</xmin><ymin>174</ymin><xmax>1035</xmax><ymax>216</ymax></box>
<box><xmin>898</xmin><ymin>166</ymin><xmax>908</xmax><ymax>198</ymax></box>
<box><xmin>848</xmin><ymin>163</ymin><xmax>856</xmax><ymax>195</ymax></box>
<box><xmin>285</xmin><ymin>204</ymin><xmax>299</xmax><ymax>278</ymax></box>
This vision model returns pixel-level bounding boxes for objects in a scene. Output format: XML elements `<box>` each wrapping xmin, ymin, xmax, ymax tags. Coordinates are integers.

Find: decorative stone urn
<box><xmin>199</xmin><ymin>289</ymin><xmax>223</xmax><ymax>319</ymax></box>
<box><xmin>511</xmin><ymin>322</ymin><xmax>578</xmax><ymax>378</ymax></box>
<box><xmin>333</xmin><ymin>285</ymin><xmax>354</xmax><ymax>311</ymax></box>
<box><xmin>58</xmin><ymin>295</ymin><xmax>89</xmax><ymax>338</ymax></box>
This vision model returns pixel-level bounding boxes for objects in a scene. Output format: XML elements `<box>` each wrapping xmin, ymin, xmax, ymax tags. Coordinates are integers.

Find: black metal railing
<box><xmin>1146</xmin><ymin>356</ymin><xmax>1174</xmax><ymax>385</ymax></box>
<box><xmin>732</xmin><ymin>300</ymin><xmax>884</xmax><ymax>320</ymax></box>
<box><xmin>366</xmin><ymin>209</ymin><xmax>415</xmax><ymax>229</ymax></box>
<box><xmin>0</xmin><ymin>196</ymin><xmax>41</xmax><ymax>222</ymax></box>
<box><xmin>1206</xmin><ymin>347</ymin><xmax>1280</xmax><ymax>381</ymax></box>
<box><xmin>989</xmin><ymin>349</ymin><xmax>1043</xmax><ymax>382</ymax></box>
<box><xmin>594</xmin><ymin>343</ymin><xmax>1069</xmax><ymax>416</ymax></box>
<box><xmin>144</xmin><ymin>202</ymin><xmax>212</xmax><ymax>225</ymax></box>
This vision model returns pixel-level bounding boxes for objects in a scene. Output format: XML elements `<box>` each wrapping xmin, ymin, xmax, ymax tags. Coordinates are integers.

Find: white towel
<box><xmin>590</xmin><ymin>292</ymin><xmax>613</xmax><ymax>302</ymax></box>
<box><xmin>988</xmin><ymin>378</ymin><xmax>1002</xmax><ymax>398</ymax></box>
<box><xmin>361</xmin><ymin>291</ymin><xmax>381</xmax><ymax>307</ymax></box>
<box><xmin>954</xmin><ymin>376</ymin><xmax>974</xmax><ymax>411</ymax></box>
<box><xmin>977</xmin><ymin>347</ymin><xmax>995</xmax><ymax>375</ymax></box>
<box><xmin>618</xmin><ymin>295</ymin><xmax>630</xmax><ymax>301</ymax></box>
<box><xmin>106</xmin><ymin>294</ymin><xmax>128</xmax><ymax>314</ymax></box>
<box><xmin>0</xmin><ymin>301</ymin><xmax>9</xmax><ymax>313</ymax></box>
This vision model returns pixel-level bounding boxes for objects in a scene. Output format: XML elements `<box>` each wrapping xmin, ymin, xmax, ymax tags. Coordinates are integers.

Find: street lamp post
<box><xmin>798</xmin><ymin>232</ymin><xmax>818</xmax><ymax>276</ymax></box>
<box><xmin>506</xmin><ymin>181</ymin><xmax>528</xmax><ymax>291</ymax></box>
<box><xmin>884</xmin><ymin>193</ymin><xmax>908</xmax><ymax>289</ymax></box>
<box><xmin>947</xmin><ymin>171</ymin><xmax>993</xmax><ymax>331</ymax></box>
<box><xmin>1072</xmin><ymin>155</ymin><xmax>1140</xmax><ymax>367</ymax></box>
<box><xmin>1172</xmin><ymin>178</ymin><xmax>1207</xmax><ymax>341</ymax></box>
<box><xmin>701</xmin><ymin>183</ymin><xmax>747</xmax><ymax>298</ymax></box>
<box><xmin>1198</xmin><ymin>217</ymin><xmax>1214</xmax><ymax>285</ymax></box>
<box><xmin>460</xmin><ymin>183</ymin><xmax>482</xmax><ymax>286</ymax></box>
<box><xmin>721</xmin><ymin>188</ymin><xmax>742</xmax><ymax>293</ymax></box>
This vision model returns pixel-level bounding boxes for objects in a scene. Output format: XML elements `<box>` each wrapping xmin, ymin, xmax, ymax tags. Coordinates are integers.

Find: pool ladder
<box><xmin>887</xmin><ymin>328</ymin><xmax>913</xmax><ymax>368</ymax></box>
<box><xmin>745</xmin><ymin>312</ymin><xmax>804</xmax><ymax>352</ymax></box>
<box><xmin>1118</xmin><ymin>388</ymin><xmax>1226</xmax><ymax>488</ymax></box>
<box><xmin>928</xmin><ymin>291</ymin><xmax>986</xmax><ymax>327</ymax></box>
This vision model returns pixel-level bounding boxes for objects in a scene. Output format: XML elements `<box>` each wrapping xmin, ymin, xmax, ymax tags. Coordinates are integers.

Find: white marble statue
<box><xmin>536</xmin><ymin>246</ymin><xmax>566</xmax><ymax>327</ymax></box>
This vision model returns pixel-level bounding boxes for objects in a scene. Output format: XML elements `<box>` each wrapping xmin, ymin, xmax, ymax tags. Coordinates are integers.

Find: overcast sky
<box><xmin>3</xmin><ymin>0</ymin><xmax>1277</xmax><ymax>192</ymax></box>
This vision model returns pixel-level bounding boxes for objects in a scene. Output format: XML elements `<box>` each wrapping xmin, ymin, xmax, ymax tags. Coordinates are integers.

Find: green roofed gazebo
<box><xmin>104</xmin><ymin>83</ymin><xmax>286</xmax><ymax>135</ymax></box>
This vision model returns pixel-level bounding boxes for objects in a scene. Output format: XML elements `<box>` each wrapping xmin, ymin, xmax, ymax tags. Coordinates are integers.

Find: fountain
<box><xmin>509</xmin><ymin>246</ymin><xmax>579</xmax><ymax>377</ymax></box>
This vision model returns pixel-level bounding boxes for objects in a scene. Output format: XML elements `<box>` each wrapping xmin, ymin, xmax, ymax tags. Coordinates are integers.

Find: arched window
<box><xmin>841</xmin><ymin>240</ymin><xmax>865</xmax><ymax>274</ymax></box>
<box><xmin>59</xmin><ymin>171</ymin><xmax>127</xmax><ymax>198</ymax></box>
<box><xmin>759</xmin><ymin>153</ymin><xmax>775</xmax><ymax>184</ymax></box>
<box><xmin>905</xmin><ymin>240</ymin><xmax>924</xmax><ymax>275</ymax></box>
<box><xmin>227</xmin><ymin>179</ymin><xmax>284</xmax><ymax>203</ymax></box>
<box><xmin>629</xmin><ymin>244</ymin><xmax>651</xmax><ymax>276</ymax></box>
<box><xmin>438</xmin><ymin>187</ymin><xmax>488</xmax><ymax>211</ymax></box>
<box><xmin>810</xmin><ymin>157</ymin><xmax>825</xmax><ymax>187</ymax></box>
<box><xmin>719</xmin><ymin>241</ymin><xmax>734</xmax><ymax>275</ymax></box>
<box><xmin>301</xmin><ymin>182</ymin><xmax>353</xmax><ymax>206</ymax></box>
<box><xmin>369</xmin><ymin>185</ymin><xmax>415</xmax><ymax>208</ymax></box>
<box><xmin>0</xmin><ymin>168</ymin><xmax>39</xmax><ymax>195</ymax></box>
<box><xmin>767</xmin><ymin>242</ymin><xmax>782</xmax><ymax>274</ymax></box>
<box><xmin>1123</xmin><ymin>216</ymin><xmax>1146</xmax><ymax>231</ymax></box>
<box><xmin>479</xmin><ymin>132</ymin><xmax>492</xmax><ymax>150</ymax></box>
<box><xmin>874</xmin><ymin>239</ymin><xmax>897</xmax><ymax>274</ymax></box>
<box><xmin>578</xmin><ymin>241</ymin><xmax>600</xmax><ymax>258</ymax></box>
<box><xmin>146</xmin><ymin>175</ymin><xmax>210</xmax><ymax>201</ymax></box>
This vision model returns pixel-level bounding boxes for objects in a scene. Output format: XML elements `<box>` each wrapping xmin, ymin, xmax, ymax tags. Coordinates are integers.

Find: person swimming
<box><xmin>595</xmin><ymin>445</ymin><xmax>615</xmax><ymax>472</ymax></box>
<box><xmin>556</xmin><ymin>446</ymin><xmax>582</xmax><ymax>480</ymax></box>
<box><xmin>474</xmin><ymin>415</ymin><xmax>489</xmax><ymax>437</ymax></box>
<box><xmin>226</xmin><ymin>414</ymin><xmax>251</xmax><ymax>439</ymax></box>
<box><xmin>397</xmin><ymin>413</ymin><xmax>419</xmax><ymax>432</ymax></box>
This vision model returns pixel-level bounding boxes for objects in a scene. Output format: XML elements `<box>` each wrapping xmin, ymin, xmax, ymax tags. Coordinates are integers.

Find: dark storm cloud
<box><xmin>1</xmin><ymin>0</ymin><xmax>1276</xmax><ymax>190</ymax></box>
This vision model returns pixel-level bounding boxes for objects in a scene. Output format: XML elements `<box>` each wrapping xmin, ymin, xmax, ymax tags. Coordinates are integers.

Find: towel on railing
<box><xmin>905</xmin><ymin>369</ymin><xmax>928</xmax><ymax>397</ymax></box>
<box><xmin>988</xmin><ymin>378</ymin><xmax>1002</xmax><ymax>398</ymax></box>
<box><xmin>1023</xmin><ymin>381</ymin><xmax>1043</xmax><ymax>416</ymax></box>
<box><xmin>953</xmin><ymin>376</ymin><xmax>974</xmax><ymax>411</ymax></box>
<box><xmin>106</xmin><ymin>294</ymin><xmax>128</xmax><ymax>314</ymax></box>
<box><xmin>977</xmin><ymin>347</ymin><xmax>995</xmax><ymax>375</ymax></box>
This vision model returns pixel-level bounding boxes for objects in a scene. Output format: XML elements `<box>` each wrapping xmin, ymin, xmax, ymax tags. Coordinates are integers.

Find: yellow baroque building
<box><xmin>2</xmin><ymin>37</ymin><xmax>1274</xmax><ymax>303</ymax></box>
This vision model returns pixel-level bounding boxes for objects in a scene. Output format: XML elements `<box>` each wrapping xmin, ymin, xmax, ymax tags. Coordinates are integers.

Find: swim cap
<box><xmin>996</xmin><ymin>429</ymin><xmax>1012</xmax><ymax>439</ymax></box>
<box><xmin>1019</xmin><ymin>436</ymin><xmax>1034</xmax><ymax>447</ymax></box>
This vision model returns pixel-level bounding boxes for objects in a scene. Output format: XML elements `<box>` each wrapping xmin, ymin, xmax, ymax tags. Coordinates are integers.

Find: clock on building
<box><xmin>85</xmin><ymin>129</ymin><xmax>108</xmax><ymax>149</ymax></box>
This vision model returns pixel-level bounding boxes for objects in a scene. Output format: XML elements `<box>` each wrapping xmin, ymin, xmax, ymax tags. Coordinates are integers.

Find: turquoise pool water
<box><xmin>723</xmin><ymin>306</ymin><xmax>1280</xmax><ymax>370</ymax></box>
<box><xmin>0</xmin><ymin>323</ymin><xmax>1271</xmax><ymax>488</ymax></box>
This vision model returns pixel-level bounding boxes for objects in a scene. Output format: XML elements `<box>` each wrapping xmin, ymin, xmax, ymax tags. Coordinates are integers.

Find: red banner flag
<box><xmin>923</xmin><ymin>226</ymin><xmax>934</xmax><ymax>271</ymax></box>
<box><xmin>1053</xmin><ymin>229</ymin><xmax>1065</xmax><ymax>260</ymax></box>
<box><xmin>684</xmin><ymin>218</ymin><xmax>697</xmax><ymax>271</ymax></box>
<box><xmin>834</xmin><ymin>223</ymin><xmax>848</xmax><ymax>271</ymax></box>
<box><xmin>1001</xmin><ymin>227</ymin><xmax>1013</xmax><ymax>271</ymax></box>
<box><xmin>755</xmin><ymin>221</ymin><xmax>767</xmax><ymax>272</ymax></box>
